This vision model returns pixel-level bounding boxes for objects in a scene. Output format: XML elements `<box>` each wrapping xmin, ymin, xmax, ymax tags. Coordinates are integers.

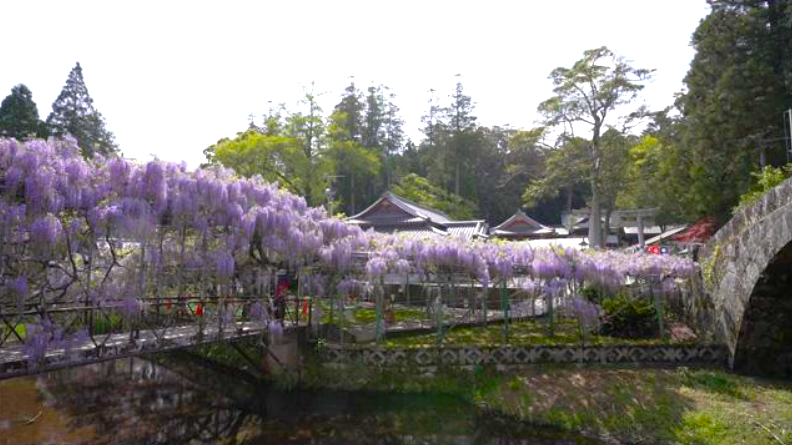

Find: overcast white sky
<box><xmin>0</xmin><ymin>1</ymin><xmax>710</xmax><ymax>168</ymax></box>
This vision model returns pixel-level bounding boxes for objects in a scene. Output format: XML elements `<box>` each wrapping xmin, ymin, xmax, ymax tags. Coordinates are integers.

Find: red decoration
<box><xmin>301</xmin><ymin>298</ymin><xmax>310</xmax><ymax>315</ymax></box>
<box><xmin>195</xmin><ymin>303</ymin><xmax>203</xmax><ymax>315</ymax></box>
<box><xmin>673</xmin><ymin>217</ymin><xmax>719</xmax><ymax>243</ymax></box>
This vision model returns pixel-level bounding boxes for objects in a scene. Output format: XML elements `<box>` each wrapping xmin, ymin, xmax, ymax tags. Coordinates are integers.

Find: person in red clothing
<box><xmin>273</xmin><ymin>278</ymin><xmax>289</xmax><ymax>322</ymax></box>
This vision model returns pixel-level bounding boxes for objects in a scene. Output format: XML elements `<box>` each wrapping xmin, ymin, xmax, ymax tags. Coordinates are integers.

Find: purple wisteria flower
<box><xmin>9</xmin><ymin>275</ymin><xmax>27</xmax><ymax>296</ymax></box>
<box><xmin>29</xmin><ymin>214</ymin><xmax>62</xmax><ymax>254</ymax></box>
<box><xmin>23</xmin><ymin>320</ymin><xmax>62</xmax><ymax>367</ymax></box>
<box><xmin>9</xmin><ymin>275</ymin><xmax>27</xmax><ymax>312</ymax></box>
<box><xmin>120</xmin><ymin>297</ymin><xmax>141</xmax><ymax>319</ymax></box>
<box><xmin>0</xmin><ymin>136</ymin><xmax>699</xmax><ymax>352</ymax></box>
<box><xmin>268</xmin><ymin>320</ymin><xmax>284</xmax><ymax>339</ymax></box>
<box><xmin>366</xmin><ymin>257</ymin><xmax>388</xmax><ymax>278</ymax></box>
<box><xmin>214</xmin><ymin>250</ymin><xmax>236</xmax><ymax>281</ymax></box>
<box><xmin>249</xmin><ymin>301</ymin><xmax>269</xmax><ymax>322</ymax></box>
<box><xmin>564</xmin><ymin>296</ymin><xmax>600</xmax><ymax>334</ymax></box>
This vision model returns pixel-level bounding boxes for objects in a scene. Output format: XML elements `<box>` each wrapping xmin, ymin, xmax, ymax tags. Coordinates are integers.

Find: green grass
<box><xmin>479</xmin><ymin>367</ymin><xmax>792</xmax><ymax>445</ymax></box>
<box><xmin>314</xmin><ymin>301</ymin><xmax>441</xmax><ymax>327</ymax></box>
<box><xmin>0</xmin><ymin>323</ymin><xmax>27</xmax><ymax>341</ymax></box>
<box><xmin>299</xmin><ymin>361</ymin><xmax>792</xmax><ymax>445</ymax></box>
<box><xmin>193</xmin><ymin>338</ymin><xmax>791</xmax><ymax>445</ymax></box>
<box><xmin>380</xmin><ymin>317</ymin><xmax>676</xmax><ymax>348</ymax></box>
<box><xmin>91</xmin><ymin>313</ymin><xmax>125</xmax><ymax>335</ymax></box>
<box><xmin>353</xmin><ymin>307</ymin><xmax>428</xmax><ymax>324</ymax></box>
<box><xmin>1</xmin><ymin>315</ymin><xmax>128</xmax><ymax>342</ymax></box>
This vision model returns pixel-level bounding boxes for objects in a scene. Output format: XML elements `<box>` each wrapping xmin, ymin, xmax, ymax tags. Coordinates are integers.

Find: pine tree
<box><xmin>535</xmin><ymin>47</ymin><xmax>653</xmax><ymax>247</ymax></box>
<box><xmin>0</xmin><ymin>84</ymin><xmax>47</xmax><ymax>140</ymax></box>
<box><xmin>46</xmin><ymin>62</ymin><xmax>117</xmax><ymax>157</ymax></box>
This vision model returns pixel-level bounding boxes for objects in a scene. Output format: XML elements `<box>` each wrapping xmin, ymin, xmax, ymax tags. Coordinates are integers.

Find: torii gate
<box><xmin>569</xmin><ymin>208</ymin><xmax>658</xmax><ymax>247</ymax></box>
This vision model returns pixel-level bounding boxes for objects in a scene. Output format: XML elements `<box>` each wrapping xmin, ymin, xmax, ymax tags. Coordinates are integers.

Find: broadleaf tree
<box><xmin>392</xmin><ymin>173</ymin><xmax>477</xmax><ymax>220</ymax></box>
<box><xmin>535</xmin><ymin>47</ymin><xmax>653</xmax><ymax>247</ymax></box>
<box><xmin>205</xmin><ymin>89</ymin><xmax>334</xmax><ymax>207</ymax></box>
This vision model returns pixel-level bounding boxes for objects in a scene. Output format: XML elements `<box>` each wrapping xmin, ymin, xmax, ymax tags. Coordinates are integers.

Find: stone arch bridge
<box><xmin>700</xmin><ymin>177</ymin><xmax>792</xmax><ymax>376</ymax></box>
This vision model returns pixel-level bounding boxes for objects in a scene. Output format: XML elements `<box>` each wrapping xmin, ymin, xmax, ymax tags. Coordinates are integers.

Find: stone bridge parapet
<box><xmin>700</xmin><ymin>177</ymin><xmax>792</xmax><ymax>374</ymax></box>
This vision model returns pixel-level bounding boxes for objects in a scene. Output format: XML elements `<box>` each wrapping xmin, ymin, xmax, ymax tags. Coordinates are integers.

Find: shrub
<box><xmin>579</xmin><ymin>286</ymin><xmax>604</xmax><ymax>304</ymax></box>
<box><xmin>600</xmin><ymin>294</ymin><xmax>658</xmax><ymax>338</ymax></box>
<box><xmin>735</xmin><ymin>164</ymin><xmax>792</xmax><ymax>212</ymax></box>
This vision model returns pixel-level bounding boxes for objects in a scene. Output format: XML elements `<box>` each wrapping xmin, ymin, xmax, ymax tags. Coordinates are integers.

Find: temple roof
<box><xmin>346</xmin><ymin>192</ymin><xmax>487</xmax><ymax>239</ymax></box>
<box><xmin>491</xmin><ymin>210</ymin><xmax>556</xmax><ymax>238</ymax></box>
<box><xmin>347</xmin><ymin>192</ymin><xmax>451</xmax><ymax>225</ymax></box>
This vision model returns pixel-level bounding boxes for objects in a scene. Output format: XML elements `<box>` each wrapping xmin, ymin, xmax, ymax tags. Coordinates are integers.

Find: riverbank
<box><xmin>292</xmin><ymin>359</ymin><xmax>792</xmax><ymax>445</ymax></box>
<box><xmin>4</xmin><ymin>342</ymin><xmax>789</xmax><ymax>445</ymax></box>
<box><xmin>187</xmin><ymin>339</ymin><xmax>792</xmax><ymax>444</ymax></box>
<box><xmin>478</xmin><ymin>366</ymin><xmax>792</xmax><ymax>445</ymax></box>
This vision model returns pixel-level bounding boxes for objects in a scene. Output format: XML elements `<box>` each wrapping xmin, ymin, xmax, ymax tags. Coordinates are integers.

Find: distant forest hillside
<box><xmin>3</xmin><ymin>1</ymin><xmax>789</xmax><ymax>234</ymax></box>
<box><xmin>202</xmin><ymin>2</ymin><xmax>790</xmax><ymax>230</ymax></box>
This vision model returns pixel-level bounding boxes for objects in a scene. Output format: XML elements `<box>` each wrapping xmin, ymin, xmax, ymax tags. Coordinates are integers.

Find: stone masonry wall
<box><xmin>699</xmin><ymin>177</ymin><xmax>792</xmax><ymax>371</ymax></box>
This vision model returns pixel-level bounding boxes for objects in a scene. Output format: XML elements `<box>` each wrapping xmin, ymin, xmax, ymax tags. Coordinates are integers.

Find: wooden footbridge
<box><xmin>0</xmin><ymin>296</ymin><xmax>297</xmax><ymax>380</ymax></box>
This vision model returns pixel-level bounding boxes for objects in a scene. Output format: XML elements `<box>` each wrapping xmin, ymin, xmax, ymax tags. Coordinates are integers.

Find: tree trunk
<box><xmin>588</xmin><ymin>123</ymin><xmax>604</xmax><ymax>248</ymax></box>
<box><xmin>385</xmin><ymin>155</ymin><xmax>391</xmax><ymax>190</ymax></box>
<box><xmin>350</xmin><ymin>170</ymin><xmax>356</xmax><ymax>215</ymax></box>
<box><xmin>455</xmin><ymin>160</ymin><xmax>460</xmax><ymax>196</ymax></box>
<box><xmin>588</xmin><ymin>182</ymin><xmax>603</xmax><ymax>248</ymax></box>
<box><xmin>637</xmin><ymin>214</ymin><xmax>646</xmax><ymax>248</ymax></box>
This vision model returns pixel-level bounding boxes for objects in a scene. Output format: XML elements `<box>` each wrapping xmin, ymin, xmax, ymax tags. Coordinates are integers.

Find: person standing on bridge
<box><xmin>273</xmin><ymin>277</ymin><xmax>289</xmax><ymax>323</ymax></box>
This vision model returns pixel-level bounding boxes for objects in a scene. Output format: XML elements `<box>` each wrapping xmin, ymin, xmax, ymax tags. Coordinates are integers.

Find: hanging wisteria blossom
<box><xmin>0</xmin><ymin>137</ymin><xmax>697</xmax><ymax>364</ymax></box>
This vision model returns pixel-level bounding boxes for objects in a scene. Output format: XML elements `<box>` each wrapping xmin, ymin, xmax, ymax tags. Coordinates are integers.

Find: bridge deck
<box><xmin>0</xmin><ymin>320</ymin><xmax>277</xmax><ymax>380</ymax></box>
<box><xmin>0</xmin><ymin>304</ymin><xmax>530</xmax><ymax>380</ymax></box>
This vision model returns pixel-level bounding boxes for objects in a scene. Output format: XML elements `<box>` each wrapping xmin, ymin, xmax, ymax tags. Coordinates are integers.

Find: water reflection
<box><xmin>1</xmin><ymin>354</ymin><xmax>602</xmax><ymax>445</ymax></box>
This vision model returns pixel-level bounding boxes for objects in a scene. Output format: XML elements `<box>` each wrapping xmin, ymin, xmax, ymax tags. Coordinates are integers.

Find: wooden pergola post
<box><xmin>637</xmin><ymin>214</ymin><xmax>646</xmax><ymax>248</ymax></box>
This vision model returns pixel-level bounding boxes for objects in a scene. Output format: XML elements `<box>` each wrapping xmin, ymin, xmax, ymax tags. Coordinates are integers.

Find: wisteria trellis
<box><xmin>0</xmin><ymin>138</ymin><xmax>696</xmax><ymax>366</ymax></box>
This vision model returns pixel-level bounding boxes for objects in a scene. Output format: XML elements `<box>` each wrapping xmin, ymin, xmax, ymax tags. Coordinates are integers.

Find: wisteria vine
<box><xmin>0</xmin><ymin>138</ymin><xmax>696</xmax><ymax>361</ymax></box>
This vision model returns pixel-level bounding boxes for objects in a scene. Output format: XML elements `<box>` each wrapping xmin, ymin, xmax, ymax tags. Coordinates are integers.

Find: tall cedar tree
<box><xmin>446</xmin><ymin>78</ymin><xmax>477</xmax><ymax>196</ymax></box>
<box><xmin>362</xmin><ymin>86</ymin><xmax>384</xmax><ymax>150</ymax></box>
<box><xmin>420</xmin><ymin>89</ymin><xmax>443</xmax><ymax>153</ymax></box>
<box><xmin>677</xmin><ymin>0</ymin><xmax>792</xmax><ymax>220</ymax></box>
<box><xmin>0</xmin><ymin>84</ymin><xmax>48</xmax><ymax>140</ymax></box>
<box><xmin>334</xmin><ymin>81</ymin><xmax>364</xmax><ymax>142</ymax></box>
<box><xmin>361</xmin><ymin>85</ymin><xmax>405</xmax><ymax>190</ymax></box>
<box><xmin>47</xmin><ymin>62</ymin><xmax>117</xmax><ymax>157</ymax></box>
<box><xmin>330</xmin><ymin>81</ymin><xmax>383</xmax><ymax>215</ymax></box>
<box><xmin>363</xmin><ymin>85</ymin><xmax>386</xmax><ymax>193</ymax></box>
<box><xmin>381</xmin><ymin>89</ymin><xmax>405</xmax><ymax>188</ymax></box>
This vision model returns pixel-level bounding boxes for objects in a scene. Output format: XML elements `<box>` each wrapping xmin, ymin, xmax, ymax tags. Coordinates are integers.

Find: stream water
<box><xmin>0</xmin><ymin>354</ymin><xmax>603</xmax><ymax>445</ymax></box>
